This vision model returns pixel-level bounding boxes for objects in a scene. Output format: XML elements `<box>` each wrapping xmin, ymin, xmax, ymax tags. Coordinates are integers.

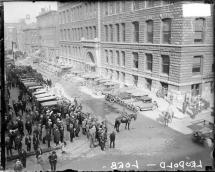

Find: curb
<box><xmin>6</xmin><ymin>146</ymin><xmax>61</xmax><ymax>161</ymax></box>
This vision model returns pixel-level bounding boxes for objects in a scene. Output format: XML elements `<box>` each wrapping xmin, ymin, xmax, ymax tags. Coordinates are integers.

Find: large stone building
<box><xmin>23</xmin><ymin>23</ymin><xmax>40</xmax><ymax>55</ymax></box>
<box><xmin>5</xmin><ymin>19</ymin><xmax>27</xmax><ymax>53</ymax></box>
<box><xmin>4</xmin><ymin>23</ymin><xmax>18</xmax><ymax>51</ymax></box>
<box><xmin>36</xmin><ymin>8</ymin><xmax>59</xmax><ymax>63</ymax></box>
<box><xmin>58</xmin><ymin>1</ymin><xmax>100</xmax><ymax>70</ymax></box>
<box><xmin>58</xmin><ymin>1</ymin><xmax>213</xmax><ymax>99</ymax></box>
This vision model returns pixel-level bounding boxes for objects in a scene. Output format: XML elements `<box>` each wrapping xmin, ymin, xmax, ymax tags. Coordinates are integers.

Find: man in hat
<box><xmin>17</xmin><ymin>117</ymin><xmax>24</xmax><ymax>137</ymax></box>
<box><xmin>33</xmin><ymin>133</ymin><xmax>40</xmax><ymax>152</ymax></box>
<box><xmin>69</xmin><ymin>123</ymin><xmax>75</xmax><ymax>142</ymax></box>
<box><xmin>36</xmin><ymin>147</ymin><xmax>43</xmax><ymax>161</ymax></box>
<box><xmin>19</xmin><ymin>149</ymin><xmax>27</xmax><ymax>168</ymax></box>
<box><xmin>48</xmin><ymin>151</ymin><xmax>57</xmax><ymax>172</ymax></box>
<box><xmin>15</xmin><ymin>135</ymin><xmax>22</xmax><ymax>154</ymax></box>
<box><xmin>33</xmin><ymin>124</ymin><xmax>40</xmax><ymax>141</ymax></box>
<box><xmin>109</xmin><ymin>131</ymin><xmax>116</xmax><ymax>148</ymax></box>
<box><xmin>5</xmin><ymin>136</ymin><xmax>13</xmax><ymax>157</ymax></box>
<box><xmin>25</xmin><ymin>133</ymin><xmax>31</xmax><ymax>152</ymax></box>
<box><xmin>53</xmin><ymin>126</ymin><xmax>60</xmax><ymax>146</ymax></box>
<box><xmin>46</xmin><ymin>126</ymin><xmax>52</xmax><ymax>148</ymax></box>
<box><xmin>14</xmin><ymin>159</ymin><xmax>23</xmax><ymax>172</ymax></box>
<box><xmin>25</xmin><ymin>118</ymin><xmax>32</xmax><ymax>135</ymax></box>
<box><xmin>65</xmin><ymin>114</ymin><xmax>70</xmax><ymax>131</ymax></box>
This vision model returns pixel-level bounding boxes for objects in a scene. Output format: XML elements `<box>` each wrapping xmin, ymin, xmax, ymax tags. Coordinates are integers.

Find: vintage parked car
<box><xmin>191</xmin><ymin>120</ymin><xmax>214</xmax><ymax>146</ymax></box>
<box><xmin>117</xmin><ymin>92</ymin><xmax>133</xmax><ymax>100</ymax></box>
<box><xmin>132</xmin><ymin>96</ymin><xmax>157</xmax><ymax>111</ymax></box>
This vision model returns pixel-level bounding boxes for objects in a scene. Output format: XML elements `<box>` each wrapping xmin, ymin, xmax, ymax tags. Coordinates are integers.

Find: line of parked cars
<box><xmin>105</xmin><ymin>91</ymin><xmax>158</xmax><ymax>112</ymax></box>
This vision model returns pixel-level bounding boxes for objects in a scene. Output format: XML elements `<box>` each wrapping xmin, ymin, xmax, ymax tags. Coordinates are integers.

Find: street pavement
<box><xmin>6</xmin><ymin>63</ymin><xmax>212</xmax><ymax>171</ymax></box>
<box><xmin>46</xmin><ymin>71</ymin><xmax>213</xmax><ymax>171</ymax></box>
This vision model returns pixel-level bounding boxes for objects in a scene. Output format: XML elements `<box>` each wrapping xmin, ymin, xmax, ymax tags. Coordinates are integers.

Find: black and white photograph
<box><xmin>1</xmin><ymin>0</ymin><xmax>214</xmax><ymax>171</ymax></box>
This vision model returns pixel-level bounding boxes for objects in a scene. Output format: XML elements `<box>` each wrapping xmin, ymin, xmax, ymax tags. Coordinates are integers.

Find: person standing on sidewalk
<box><xmin>14</xmin><ymin>159</ymin><xmax>23</xmax><ymax>172</ymax></box>
<box><xmin>109</xmin><ymin>131</ymin><xmax>116</xmax><ymax>148</ymax></box>
<box><xmin>46</xmin><ymin>128</ymin><xmax>52</xmax><ymax>148</ymax></box>
<box><xmin>53</xmin><ymin>126</ymin><xmax>60</xmax><ymax>146</ymax></box>
<box><xmin>41</xmin><ymin>125</ymin><xmax>46</xmax><ymax>144</ymax></box>
<box><xmin>19</xmin><ymin>149</ymin><xmax>27</xmax><ymax>168</ymax></box>
<box><xmin>5</xmin><ymin>136</ymin><xmax>13</xmax><ymax>157</ymax></box>
<box><xmin>17</xmin><ymin>117</ymin><xmax>24</xmax><ymax>137</ymax></box>
<box><xmin>33</xmin><ymin>133</ymin><xmax>40</xmax><ymax>152</ymax></box>
<box><xmin>69</xmin><ymin>123</ymin><xmax>75</xmax><ymax>142</ymax></box>
<box><xmin>25</xmin><ymin>134</ymin><xmax>31</xmax><ymax>152</ymax></box>
<box><xmin>25</xmin><ymin>118</ymin><xmax>32</xmax><ymax>135</ymax></box>
<box><xmin>36</xmin><ymin>147</ymin><xmax>43</xmax><ymax>162</ymax></box>
<box><xmin>48</xmin><ymin>151</ymin><xmax>57</xmax><ymax>172</ymax></box>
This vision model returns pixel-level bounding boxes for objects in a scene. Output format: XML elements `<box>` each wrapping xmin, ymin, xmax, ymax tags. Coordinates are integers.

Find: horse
<box><xmin>114</xmin><ymin>113</ymin><xmax>137</xmax><ymax>132</ymax></box>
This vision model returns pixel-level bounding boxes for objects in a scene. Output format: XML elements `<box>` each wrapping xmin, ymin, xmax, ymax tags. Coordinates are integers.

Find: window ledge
<box><xmin>132</xmin><ymin>68</ymin><xmax>139</xmax><ymax>71</ymax></box>
<box><xmin>192</xmin><ymin>74</ymin><xmax>202</xmax><ymax>78</ymax></box>
<box><xmin>160</xmin><ymin>73</ymin><xmax>169</xmax><ymax>77</ymax></box>
<box><xmin>145</xmin><ymin>70</ymin><xmax>152</xmax><ymax>74</ymax></box>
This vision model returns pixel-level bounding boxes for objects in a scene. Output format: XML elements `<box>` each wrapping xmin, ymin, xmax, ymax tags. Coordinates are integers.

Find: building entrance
<box><xmin>85</xmin><ymin>52</ymin><xmax>96</xmax><ymax>73</ymax></box>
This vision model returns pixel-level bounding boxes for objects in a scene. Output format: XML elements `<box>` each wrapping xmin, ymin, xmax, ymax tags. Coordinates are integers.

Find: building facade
<box><xmin>23</xmin><ymin>23</ymin><xmax>40</xmax><ymax>55</ymax></box>
<box><xmin>5</xmin><ymin>20</ymin><xmax>27</xmax><ymax>53</ymax></box>
<box><xmin>36</xmin><ymin>8</ymin><xmax>59</xmax><ymax>63</ymax></box>
<box><xmin>4</xmin><ymin>23</ymin><xmax>18</xmax><ymax>51</ymax></box>
<box><xmin>57</xmin><ymin>1</ymin><xmax>213</xmax><ymax>99</ymax></box>
<box><xmin>58</xmin><ymin>1</ymin><xmax>100</xmax><ymax>70</ymax></box>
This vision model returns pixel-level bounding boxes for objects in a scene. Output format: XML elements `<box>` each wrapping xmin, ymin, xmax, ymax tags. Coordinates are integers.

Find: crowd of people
<box><xmin>5</xmin><ymin>65</ymin><xmax>116</xmax><ymax>171</ymax></box>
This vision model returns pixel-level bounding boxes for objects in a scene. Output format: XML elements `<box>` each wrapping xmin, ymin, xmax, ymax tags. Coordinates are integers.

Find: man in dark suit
<box><xmin>48</xmin><ymin>151</ymin><xmax>57</xmax><ymax>172</ymax></box>
<box><xmin>109</xmin><ymin>131</ymin><xmax>116</xmax><ymax>148</ymax></box>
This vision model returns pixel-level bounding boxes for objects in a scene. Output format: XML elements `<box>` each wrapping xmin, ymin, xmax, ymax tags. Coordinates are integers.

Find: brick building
<box><xmin>58</xmin><ymin>1</ymin><xmax>213</xmax><ymax>100</ymax></box>
<box><xmin>58</xmin><ymin>1</ymin><xmax>100</xmax><ymax>70</ymax></box>
<box><xmin>23</xmin><ymin>23</ymin><xmax>40</xmax><ymax>55</ymax></box>
<box><xmin>36</xmin><ymin>8</ymin><xmax>59</xmax><ymax>63</ymax></box>
<box><xmin>4</xmin><ymin>23</ymin><xmax>18</xmax><ymax>51</ymax></box>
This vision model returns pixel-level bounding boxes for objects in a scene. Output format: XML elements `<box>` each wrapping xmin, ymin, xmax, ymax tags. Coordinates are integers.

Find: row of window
<box><xmin>59</xmin><ymin>2</ymin><xmax>96</xmax><ymax>24</ymax></box>
<box><xmin>104</xmin><ymin>18</ymin><xmax>171</xmax><ymax>44</ymax></box>
<box><xmin>60</xmin><ymin>26</ymin><xmax>97</xmax><ymax>41</ymax></box>
<box><xmin>104</xmin><ymin>23</ymin><xmax>125</xmax><ymax>42</ymax></box>
<box><xmin>105</xmin><ymin>68</ymin><xmax>126</xmax><ymax>83</ymax></box>
<box><xmin>104</xmin><ymin>1</ymin><xmax>172</xmax><ymax>16</ymax></box>
<box><xmin>104</xmin><ymin>49</ymin><xmax>169</xmax><ymax>74</ymax></box>
<box><xmin>60</xmin><ymin>45</ymin><xmax>82</xmax><ymax>59</ymax></box>
<box><xmin>105</xmin><ymin>50</ymin><xmax>126</xmax><ymax>67</ymax></box>
<box><xmin>104</xmin><ymin>51</ymin><xmax>213</xmax><ymax>75</ymax></box>
<box><xmin>104</xmin><ymin>18</ymin><xmax>205</xmax><ymax>44</ymax></box>
<box><xmin>105</xmin><ymin>68</ymin><xmax>148</xmax><ymax>88</ymax></box>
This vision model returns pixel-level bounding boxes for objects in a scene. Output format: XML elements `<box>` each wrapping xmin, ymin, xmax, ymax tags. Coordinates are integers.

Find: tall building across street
<box><xmin>57</xmin><ymin>1</ymin><xmax>213</xmax><ymax>100</ymax></box>
<box><xmin>36</xmin><ymin>8</ymin><xmax>59</xmax><ymax>64</ymax></box>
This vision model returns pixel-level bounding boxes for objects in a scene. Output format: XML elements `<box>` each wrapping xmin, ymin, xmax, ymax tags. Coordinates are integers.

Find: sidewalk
<box><xmin>140</xmin><ymin>107</ymin><xmax>213</xmax><ymax>135</ymax></box>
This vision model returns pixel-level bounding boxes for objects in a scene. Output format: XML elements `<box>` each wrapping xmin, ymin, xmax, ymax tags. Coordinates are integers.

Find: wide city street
<box><xmin>5</xmin><ymin>62</ymin><xmax>212</xmax><ymax>171</ymax></box>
